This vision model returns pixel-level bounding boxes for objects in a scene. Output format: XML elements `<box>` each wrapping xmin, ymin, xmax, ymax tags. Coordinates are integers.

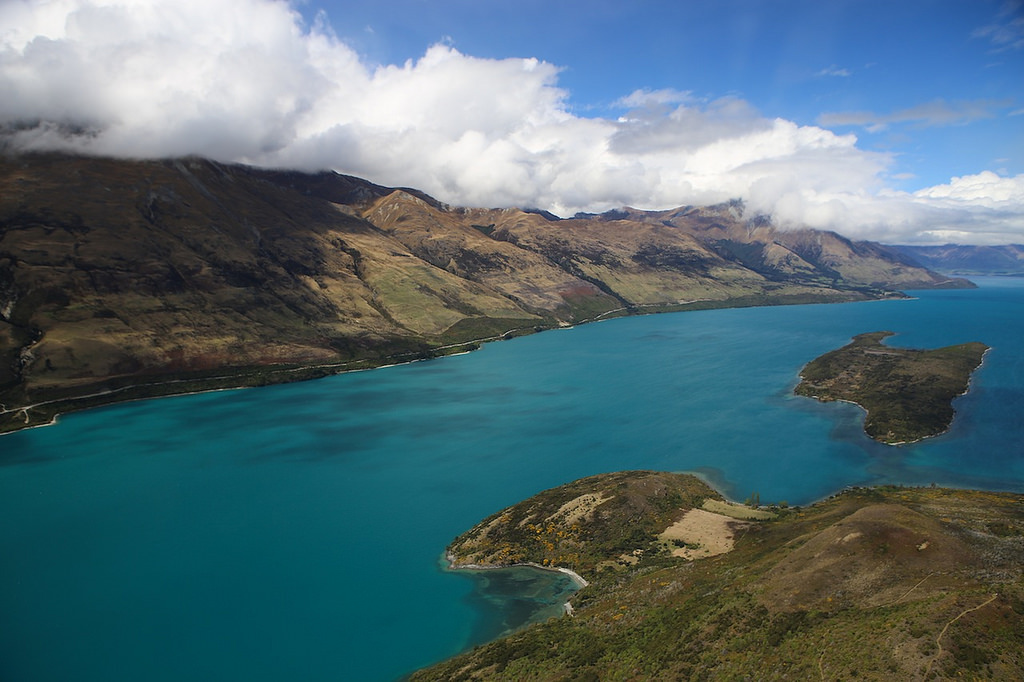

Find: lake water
<box><xmin>1</xmin><ymin>277</ymin><xmax>1022</xmax><ymax>681</ymax></box>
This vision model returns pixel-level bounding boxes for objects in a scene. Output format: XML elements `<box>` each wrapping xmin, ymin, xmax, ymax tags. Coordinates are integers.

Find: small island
<box><xmin>795</xmin><ymin>331</ymin><xmax>988</xmax><ymax>444</ymax></box>
<box><xmin>417</xmin><ymin>471</ymin><xmax>1024</xmax><ymax>681</ymax></box>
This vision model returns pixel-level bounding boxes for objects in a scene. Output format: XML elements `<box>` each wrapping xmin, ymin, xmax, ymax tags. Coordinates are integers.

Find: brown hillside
<box><xmin>0</xmin><ymin>153</ymin><xmax>968</xmax><ymax>432</ymax></box>
<box><xmin>417</xmin><ymin>480</ymin><xmax>1024</xmax><ymax>681</ymax></box>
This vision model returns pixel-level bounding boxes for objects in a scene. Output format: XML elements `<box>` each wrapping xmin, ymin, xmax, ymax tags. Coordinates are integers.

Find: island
<box><xmin>416</xmin><ymin>471</ymin><xmax>1024</xmax><ymax>681</ymax></box>
<box><xmin>794</xmin><ymin>332</ymin><xmax>989</xmax><ymax>444</ymax></box>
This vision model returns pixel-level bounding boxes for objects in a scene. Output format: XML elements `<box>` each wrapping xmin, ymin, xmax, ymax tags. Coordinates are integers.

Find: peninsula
<box><xmin>794</xmin><ymin>332</ymin><xmax>989</xmax><ymax>444</ymax></box>
<box><xmin>418</xmin><ymin>471</ymin><xmax>1024</xmax><ymax>681</ymax></box>
<box><xmin>445</xmin><ymin>471</ymin><xmax>756</xmax><ymax>578</ymax></box>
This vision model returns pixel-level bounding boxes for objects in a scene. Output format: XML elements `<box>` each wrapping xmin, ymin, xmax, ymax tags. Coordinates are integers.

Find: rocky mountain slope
<box><xmin>416</xmin><ymin>472</ymin><xmax>1024</xmax><ymax>681</ymax></box>
<box><xmin>0</xmin><ymin>153</ymin><xmax>968</xmax><ymax>432</ymax></box>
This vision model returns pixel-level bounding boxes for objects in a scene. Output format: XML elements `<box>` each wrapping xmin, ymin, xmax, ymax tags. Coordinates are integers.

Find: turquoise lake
<box><xmin>1</xmin><ymin>277</ymin><xmax>1022</xmax><ymax>681</ymax></box>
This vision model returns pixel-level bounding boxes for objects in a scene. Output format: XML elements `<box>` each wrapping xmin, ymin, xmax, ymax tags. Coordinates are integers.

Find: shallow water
<box><xmin>1</xmin><ymin>277</ymin><xmax>1021</xmax><ymax>681</ymax></box>
<box><xmin>449</xmin><ymin>565</ymin><xmax>580</xmax><ymax>644</ymax></box>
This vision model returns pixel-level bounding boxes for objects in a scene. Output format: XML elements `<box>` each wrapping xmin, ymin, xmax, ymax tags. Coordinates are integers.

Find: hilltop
<box><xmin>0</xmin><ymin>153</ymin><xmax>969</xmax><ymax>432</ymax></box>
<box><xmin>417</xmin><ymin>472</ymin><xmax>1024</xmax><ymax>681</ymax></box>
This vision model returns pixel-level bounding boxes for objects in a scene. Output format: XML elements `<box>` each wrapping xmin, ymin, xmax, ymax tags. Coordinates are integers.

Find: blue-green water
<box><xmin>1</xmin><ymin>278</ymin><xmax>1022</xmax><ymax>681</ymax></box>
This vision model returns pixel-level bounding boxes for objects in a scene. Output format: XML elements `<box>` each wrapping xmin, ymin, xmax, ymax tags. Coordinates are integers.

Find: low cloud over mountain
<box><xmin>2</xmin><ymin>0</ymin><xmax>1022</xmax><ymax>244</ymax></box>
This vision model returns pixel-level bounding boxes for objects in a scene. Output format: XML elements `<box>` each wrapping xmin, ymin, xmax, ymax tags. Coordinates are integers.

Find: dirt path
<box><xmin>923</xmin><ymin>593</ymin><xmax>999</xmax><ymax>678</ymax></box>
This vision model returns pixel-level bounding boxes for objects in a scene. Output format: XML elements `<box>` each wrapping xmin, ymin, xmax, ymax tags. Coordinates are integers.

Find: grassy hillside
<box><xmin>416</xmin><ymin>473</ymin><xmax>1024</xmax><ymax>681</ymax></box>
<box><xmin>0</xmin><ymin>154</ymin><xmax>969</xmax><ymax>432</ymax></box>
<box><xmin>446</xmin><ymin>471</ymin><xmax>728</xmax><ymax>576</ymax></box>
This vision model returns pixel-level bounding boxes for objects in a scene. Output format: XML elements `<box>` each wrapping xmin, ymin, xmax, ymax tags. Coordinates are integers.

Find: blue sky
<box><xmin>2</xmin><ymin>0</ymin><xmax>1022</xmax><ymax>243</ymax></box>
<box><xmin>310</xmin><ymin>0</ymin><xmax>1022</xmax><ymax>191</ymax></box>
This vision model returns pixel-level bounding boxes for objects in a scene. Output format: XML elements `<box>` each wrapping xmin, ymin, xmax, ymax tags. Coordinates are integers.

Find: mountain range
<box><xmin>891</xmin><ymin>244</ymin><xmax>1024</xmax><ymax>276</ymax></box>
<box><xmin>0</xmin><ymin>153</ymin><xmax>971</xmax><ymax>432</ymax></box>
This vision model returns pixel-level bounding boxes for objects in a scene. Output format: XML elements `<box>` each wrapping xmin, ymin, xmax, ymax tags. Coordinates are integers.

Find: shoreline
<box><xmin>444</xmin><ymin>551</ymin><xmax>589</xmax><ymax>620</ymax></box>
<box><xmin>0</xmin><ymin>291</ymin><xmax>906</xmax><ymax>437</ymax></box>
<box><xmin>0</xmin><ymin>341</ymin><xmax>491</xmax><ymax>437</ymax></box>
<box><xmin>444</xmin><ymin>550</ymin><xmax>590</xmax><ymax>589</ymax></box>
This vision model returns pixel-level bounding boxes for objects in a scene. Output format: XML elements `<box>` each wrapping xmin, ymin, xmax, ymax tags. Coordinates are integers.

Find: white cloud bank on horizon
<box><xmin>1</xmin><ymin>0</ymin><xmax>1022</xmax><ymax>245</ymax></box>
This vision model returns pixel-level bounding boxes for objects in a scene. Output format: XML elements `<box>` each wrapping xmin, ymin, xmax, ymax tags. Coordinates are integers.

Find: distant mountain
<box><xmin>0</xmin><ymin>153</ymin><xmax>970</xmax><ymax>432</ymax></box>
<box><xmin>890</xmin><ymin>244</ymin><xmax>1024</xmax><ymax>276</ymax></box>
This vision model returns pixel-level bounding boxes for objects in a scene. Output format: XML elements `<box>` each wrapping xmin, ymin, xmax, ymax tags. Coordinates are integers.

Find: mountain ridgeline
<box><xmin>0</xmin><ymin>153</ymin><xmax>970</xmax><ymax>432</ymax></box>
<box><xmin>890</xmin><ymin>244</ymin><xmax>1024</xmax><ymax>276</ymax></box>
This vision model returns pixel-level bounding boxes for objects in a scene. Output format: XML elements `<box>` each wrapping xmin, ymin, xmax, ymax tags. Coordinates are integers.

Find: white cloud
<box><xmin>916</xmin><ymin>171</ymin><xmax>1024</xmax><ymax>203</ymax></box>
<box><xmin>615</xmin><ymin>88</ymin><xmax>693</xmax><ymax>109</ymax></box>
<box><xmin>1</xmin><ymin>0</ymin><xmax>1022</xmax><ymax>245</ymax></box>
<box><xmin>1</xmin><ymin>0</ymin><xmax>334</xmax><ymax>159</ymax></box>
<box><xmin>816</xmin><ymin>65</ymin><xmax>851</xmax><ymax>77</ymax></box>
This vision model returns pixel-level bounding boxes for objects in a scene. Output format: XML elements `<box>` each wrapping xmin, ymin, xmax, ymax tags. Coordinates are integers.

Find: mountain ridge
<box><xmin>0</xmin><ymin>153</ymin><xmax>971</xmax><ymax>433</ymax></box>
<box><xmin>890</xmin><ymin>244</ymin><xmax>1024</xmax><ymax>276</ymax></box>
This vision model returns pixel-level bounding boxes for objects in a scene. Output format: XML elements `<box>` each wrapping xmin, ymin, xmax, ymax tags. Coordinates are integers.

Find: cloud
<box><xmin>902</xmin><ymin>172</ymin><xmax>1024</xmax><ymax>244</ymax></box>
<box><xmin>816</xmin><ymin>65</ymin><xmax>851</xmax><ymax>77</ymax></box>
<box><xmin>1</xmin><ymin>0</ymin><xmax>336</xmax><ymax>159</ymax></box>
<box><xmin>915</xmin><ymin>170</ymin><xmax>1024</xmax><ymax>203</ymax></box>
<box><xmin>818</xmin><ymin>99</ymin><xmax>1006</xmax><ymax>132</ymax></box>
<box><xmin>972</xmin><ymin>1</ymin><xmax>1024</xmax><ymax>52</ymax></box>
<box><xmin>615</xmin><ymin>88</ymin><xmax>693</xmax><ymax>109</ymax></box>
<box><xmin>1</xmin><ymin>0</ymin><xmax>1022</xmax><ymax>246</ymax></box>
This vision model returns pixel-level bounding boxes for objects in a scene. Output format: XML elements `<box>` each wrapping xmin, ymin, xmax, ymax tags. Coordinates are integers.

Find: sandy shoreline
<box><xmin>445</xmin><ymin>551</ymin><xmax>590</xmax><ymax>588</ymax></box>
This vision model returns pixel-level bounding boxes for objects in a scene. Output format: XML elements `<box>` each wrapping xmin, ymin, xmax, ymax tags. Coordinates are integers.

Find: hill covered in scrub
<box><xmin>445</xmin><ymin>471</ymin><xmax>738</xmax><ymax>577</ymax></box>
<box><xmin>795</xmin><ymin>332</ymin><xmax>989</xmax><ymax>445</ymax></box>
<box><xmin>418</xmin><ymin>472</ymin><xmax>1024</xmax><ymax>681</ymax></box>
<box><xmin>0</xmin><ymin>153</ymin><xmax>969</xmax><ymax>432</ymax></box>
